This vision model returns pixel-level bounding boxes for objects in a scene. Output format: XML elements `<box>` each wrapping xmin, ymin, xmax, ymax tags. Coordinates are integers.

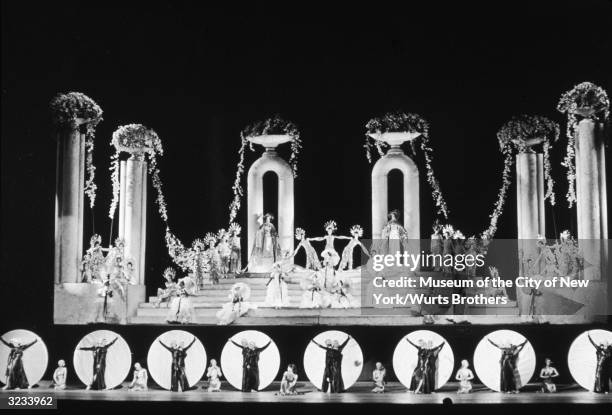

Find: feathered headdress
<box><xmin>163</xmin><ymin>267</ymin><xmax>177</xmax><ymax>280</ymax></box>
<box><xmin>295</xmin><ymin>227</ymin><xmax>306</xmax><ymax>240</ymax></box>
<box><xmin>228</xmin><ymin>222</ymin><xmax>242</xmax><ymax>236</ymax></box>
<box><xmin>324</xmin><ymin>220</ymin><xmax>337</xmax><ymax>232</ymax></box>
<box><xmin>350</xmin><ymin>225</ymin><xmax>364</xmax><ymax>238</ymax></box>
<box><xmin>217</xmin><ymin>229</ymin><xmax>228</xmax><ymax>240</ymax></box>
<box><xmin>204</xmin><ymin>232</ymin><xmax>217</xmax><ymax>246</ymax></box>
<box><xmin>89</xmin><ymin>234</ymin><xmax>102</xmax><ymax>246</ymax></box>
<box><xmin>191</xmin><ymin>238</ymin><xmax>205</xmax><ymax>251</ymax></box>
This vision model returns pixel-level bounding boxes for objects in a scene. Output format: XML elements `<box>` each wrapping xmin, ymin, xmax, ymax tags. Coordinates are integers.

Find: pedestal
<box><xmin>54</xmin><ymin>126</ymin><xmax>85</xmax><ymax>284</ymax></box>
<box><xmin>118</xmin><ymin>155</ymin><xmax>147</xmax><ymax>293</ymax></box>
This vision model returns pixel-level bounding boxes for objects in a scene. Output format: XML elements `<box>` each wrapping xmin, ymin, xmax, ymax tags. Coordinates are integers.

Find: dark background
<box><xmin>1</xmin><ymin>0</ymin><xmax>611</xmax><ymax>389</ymax></box>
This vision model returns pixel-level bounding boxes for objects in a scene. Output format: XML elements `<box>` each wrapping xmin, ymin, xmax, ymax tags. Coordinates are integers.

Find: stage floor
<box><xmin>3</xmin><ymin>381</ymin><xmax>611</xmax><ymax>404</ymax></box>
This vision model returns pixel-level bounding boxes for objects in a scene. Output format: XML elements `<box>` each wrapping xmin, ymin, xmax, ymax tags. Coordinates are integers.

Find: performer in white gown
<box><xmin>248</xmin><ymin>213</ymin><xmax>281</xmax><ymax>272</ymax></box>
<box><xmin>128</xmin><ymin>362</ymin><xmax>148</xmax><ymax>391</ymax></box>
<box><xmin>216</xmin><ymin>229</ymin><xmax>232</xmax><ymax>277</ymax></box>
<box><xmin>264</xmin><ymin>252</ymin><xmax>293</xmax><ymax>308</ymax></box>
<box><xmin>300</xmin><ymin>271</ymin><xmax>330</xmax><ymax>308</ymax></box>
<box><xmin>329</xmin><ymin>277</ymin><xmax>357</xmax><ymax>309</ymax></box>
<box><xmin>378</xmin><ymin>210</ymin><xmax>408</xmax><ymax>256</ymax></box>
<box><xmin>228</xmin><ymin>223</ymin><xmax>242</xmax><ymax>274</ymax></box>
<box><xmin>310</xmin><ymin>220</ymin><xmax>350</xmax><ymax>268</ymax></box>
<box><xmin>154</xmin><ymin>267</ymin><xmax>177</xmax><ymax>308</ymax></box>
<box><xmin>216</xmin><ymin>282</ymin><xmax>256</xmax><ymax>325</ymax></box>
<box><xmin>166</xmin><ymin>277</ymin><xmax>198</xmax><ymax>324</ymax></box>
<box><xmin>339</xmin><ymin>225</ymin><xmax>369</xmax><ymax>271</ymax></box>
<box><xmin>292</xmin><ymin>228</ymin><xmax>321</xmax><ymax>271</ymax></box>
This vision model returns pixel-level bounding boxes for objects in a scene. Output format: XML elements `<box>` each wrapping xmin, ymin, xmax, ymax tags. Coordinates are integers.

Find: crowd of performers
<box><xmin>1</xmin><ymin>332</ymin><xmax>610</xmax><ymax>394</ymax></box>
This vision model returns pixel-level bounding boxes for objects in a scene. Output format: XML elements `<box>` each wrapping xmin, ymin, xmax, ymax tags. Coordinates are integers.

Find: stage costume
<box><xmin>372</xmin><ymin>367</ymin><xmax>386</xmax><ymax>393</ymax></box>
<box><xmin>312</xmin><ymin>336</ymin><xmax>350</xmax><ymax>393</ymax></box>
<box><xmin>588</xmin><ymin>333</ymin><xmax>612</xmax><ymax>393</ymax></box>
<box><xmin>265</xmin><ymin>262</ymin><xmax>290</xmax><ymax>308</ymax></box>
<box><xmin>1</xmin><ymin>337</ymin><xmax>37</xmax><ymax>389</ymax></box>
<box><xmin>455</xmin><ymin>365</ymin><xmax>474</xmax><ymax>394</ymax></box>
<box><xmin>280</xmin><ymin>370</ymin><xmax>298</xmax><ymax>395</ymax></box>
<box><xmin>406</xmin><ymin>339</ymin><xmax>445</xmax><ymax>394</ymax></box>
<box><xmin>330</xmin><ymin>279</ymin><xmax>357</xmax><ymax>309</ymax></box>
<box><xmin>488</xmin><ymin>338</ymin><xmax>527</xmax><ymax>393</ymax></box>
<box><xmin>207</xmin><ymin>363</ymin><xmax>223</xmax><ymax>392</ymax></box>
<box><xmin>216</xmin><ymin>283</ymin><xmax>255</xmax><ymax>325</ymax></box>
<box><xmin>229</xmin><ymin>229</ymin><xmax>242</xmax><ymax>274</ymax></box>
<box><xmin>128</xmin><ymin>367</ymin><xmax>148</xmax><ymax>391</ymax></box>
<box><xmin>293</xmin><ymin>235</ymin><xmax>321</xmax><ymax>271</ymax></box>
<box><xmin>249</xmin><ymin>216</ymin><xmax>281</xmax><ymax>272</ymax></box>
<box><xmin>379</xmin><ymin>215</ymin><xmax>408</xmax><ymax>256</ymax></box>
<box><xmin>159</xmin><ymin>338</ymin><xmax>196</xmax><ymax>392</ymax></box>
<box><xmin>539</xmin><ymin>365</ymin><xmax>558</xmax><ymax>393</ymax></box>
<box><xmin>339</xmin><ymin>237</ymin><xmax>368</xmax><ymax>271</ymax></box>
<box><xmin>167</xmin><ymin>277</ymin><xmax>197</xmax><ymax>324</ymax></box>
<box><xmin>52</xmin><ymin>364</ymin><xmax>67</xmax><ymax>390</ymax></box>
<box><xmin>230</xmin><ymin>340</ymin><xmax>272</xmax><ymax>391</ymax></box>
<box><xmin>78</xmin><ymin>337</ymin><xmax>118</xmax><ymax>390</ymax></box>
<box><xmin>300</xmin><ymin>272</ymin><xmax>329</xmax><ymax>308</ymax></box>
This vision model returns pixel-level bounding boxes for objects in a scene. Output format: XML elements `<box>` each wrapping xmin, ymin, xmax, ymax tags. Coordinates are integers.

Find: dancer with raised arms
<box><xmin>311</xmin><ymin>335</ymin><xmax>351</xmax><ymax>393</ymax></box>
<box><xmin>158</xmin><ymin>337</ymin><xmax>196</xmax><ymax>392</ymax></box>
<box><xmin>78</xmin><ymin>337</ymin><xmax>118</xmax><ymax>390</ymax></box>
<box><xmin>488</xmin><ymin>337</ymin><xmax>528</xmax><ymax>393</ymax></box>
<box><xmin>228</xmin><ymin>338</ymin><xmax>272</xmax><ymax>392</ymax></box>
<box><xmin>0</xmin><ymin>336</ymin><xmax>38</xmax><ymax>390</ymax></box>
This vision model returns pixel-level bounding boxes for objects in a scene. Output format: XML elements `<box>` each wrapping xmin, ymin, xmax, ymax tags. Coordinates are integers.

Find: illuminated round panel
<box><xmin>568</xmin><ymin>329</ymin><xmax>612</xmax><ymax>391</ymax></box>
<box><xmin>147</xmin><ymin>330</ymin><xmax>207</xmax><ymax>390</ymax></box>
<box><xmin>73</xmin><ymin>330</ymin><xmax>131</xmax><ymax>389</ymax></box>
<box><xmin>303</xmin><ymin>330</ymin><xmax>363</xmax><ymax>391</ymax></box>
<box><xmin>473</xmin><ymin>329</ymin><xmax>536</xmax><ymax>392</ymax></box>
<box><xmin>220</xmin><ymin>330</ymin><xmax>280</xmax><ymax>391</ymax></box>
<box><xmin>392</xmin><ymin>330</ymin><xmax>454</xmax><ymax>391</ymax></box>
<box><xmin>0</xmin><ymin>329</ymin><xmax>48</xmax><ymax>388</ymax></box>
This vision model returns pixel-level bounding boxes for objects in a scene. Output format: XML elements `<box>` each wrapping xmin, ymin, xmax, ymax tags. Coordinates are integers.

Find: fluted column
<box><xmin>118</xmin><ymin>154</ymin><xmax>147</xmax><ymax>286</ymax></box>
<box><xmin>54</xmin><ymin>123</ymin><xmax>86</xmax><ymax>283</ymax></box>
<box><xmin>516</xmin><ymin>152</ymin><xmax>545</xmax><ymax>239</ymax></box>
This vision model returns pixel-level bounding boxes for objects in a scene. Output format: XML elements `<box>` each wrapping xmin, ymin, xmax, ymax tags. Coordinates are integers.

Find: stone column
<box><xmin>54</xmin><ymin>123</ymin><xmax>86</xmax><ymax>283</ymax></box>
<box><xmin>247</xmin><ymin>149</ymin><xmax>294</xmax><ymax>271</ymax></box>
<box><xmin>371</xmin><ymin>147</ymin><xmax>420</xmax><ymax>240</ymax></box>
<box><xmin>118</xmin><ymin>154</ymin><xmax>148</xmax><ymax>287</ymax></box>
<box><xmin>575</xmin><ymin>118</ymin><xmax>608</xmax><ymax>280</ymax></box>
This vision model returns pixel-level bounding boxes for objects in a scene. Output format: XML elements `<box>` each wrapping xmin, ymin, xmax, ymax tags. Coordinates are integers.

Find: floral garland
<box><xmin>557</xmin><ymin>82</ymin><xmax>610</xmax><ymax>207</ymax></box>
<box><xmin>108</xmin><ymin>124</ymin><xmax>168</xmax><ymax>223</ymax></box>
<box><xmin>50</xmin><ymin>92</ymin><xmax>103</xmax><ymax>209</ymax></box>
<box><xmin>228</xmin><ymin>116</ymin><xmax>301</xmax><ymax>223</ymax></box>
<box><xmin>364</xmin><ymin>111</ymin><xmax>449</xmax><ymax>219</ymax></box>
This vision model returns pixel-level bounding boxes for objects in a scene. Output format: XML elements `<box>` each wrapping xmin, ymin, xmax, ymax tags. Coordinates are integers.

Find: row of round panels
<box><xmin>1</xmin><ymin>329</ymin><xmax>611</xmax><ymax>392</ymax></box>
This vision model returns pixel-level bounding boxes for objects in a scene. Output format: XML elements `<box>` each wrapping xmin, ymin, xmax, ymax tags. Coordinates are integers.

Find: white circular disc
<box><xmin>568</xmin><ymin>329</ymin><xmax>612</xmax><ymax>391</ymax></box>
<box><xmin>220</xmin><ymin>330</ymin><xmax>280</xmax><ymax>391</ymax></box>
<box><xmin>303</xmin><ymin>330</ymin><xmax>363</xmax><ymax>391</ymax></box>
<box><xmin>392</xmin><ymin>330</ymin><xmax>454</xmax><ymax>390</ymax></box>
<box><xmin>73</xmin><ymin>330</ymin><xmax>131</xmax><ymax>389</ymax></box>
<box><xmin>473</xmin><ymin>329</ymin><xmax>536</xmax><ymax>392</ymax></box>
<box><xmin>147</xmin><ymin>330</ymin><xmax>207</xmax><ymax>390</ymax></box>
<box><xmin>0</xmin><ymin>329</ymin><xmax>48</xmax><ymax>388</ymax></box>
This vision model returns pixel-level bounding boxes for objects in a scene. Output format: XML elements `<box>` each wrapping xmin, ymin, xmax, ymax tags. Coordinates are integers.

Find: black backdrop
<box><xmin>1</xmin><ymin>1</ymin><xmax>611</xmax><ymax>385</ymax></box>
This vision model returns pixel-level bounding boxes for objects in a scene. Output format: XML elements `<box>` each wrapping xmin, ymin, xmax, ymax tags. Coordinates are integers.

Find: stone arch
<box><xmin>371</xmin><ymin>149</ymin><xmax>420</xmax><ymax>239</ymax></box>
<box><xmin>247</xmin><ymin>150</ymin><xmax>294</xmax><ymax>268</ymax></box>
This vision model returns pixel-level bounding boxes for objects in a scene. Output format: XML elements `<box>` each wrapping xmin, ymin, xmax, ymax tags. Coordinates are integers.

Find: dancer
<box><xmin>329</xmin><ymin>278</ymin><xmax>357</xmax><ymax>309</ymax></box>
<box><xmin>588</xmin><ymin>332</ymin><xmax>612</xmax><ymax>393</ymax></box>
<box><xmin>216</xmin><ymin>229</ymin><xmax>232</xmax><ymax>277</ymax></box>
<box><xmin>487</xmin><ymin>337</ymin><xmax>528</xmax><ymax>393</ymax></box>
<box><xmin>206</xmin><ymin>359</ymin><xmax>223</xmax><ymax>392</ymax></box>
<box><xmin>228</xmin><ymin>338</ymin><xmax>272</xmax><ymax>391</ymax></box>
<box><xmin>292</xmin><ymin>228</ymin><xmax>321</xmax><ymax>271</ymax></box>
<box><xmin>312</xmin><ymin>335</ymin><xmax>351</xmax><ymax>393</ymax></box>
<box><xmin>166</xmin><ymin>277</ymin><xmax>198</xmax><ymax>324</ymax></box>
<box><xmin>299</xmin><ymin>271</ymin><xmax>329</xmax><ymax>308</ymax></box>
<box><xmin>455</xmin><ymin>360</ymin><xmax>474</xmax><ymax>394</ymax></box>
<box><xmin>203</xmin><ymin>233</ymin><xmax>221</xmax><ymax>285</ymax></box>
<box><xmin>159</xmin><ymin>337</ymin><xmax>196</xmax><ymax>392</ymax></box>
<box><xmin>154</xmin><ymin>267</ymin><xmax>177</xmax><ymax>308</ymax></box>
<box><xmin>372</xmin><ymin>362</ymin><xmax>386</xmax><ymax>393</ymax></box>
<box><xmin>52</xmin><ymin>360</ymin><xmax>67</xmax><ymax>390</ymax></box>
<box><xmin>93</xmin><ymin>274</ymin><xmax>125</xmax><ymax>323</ymax></box>
<box><xmin>78</xmin><ymin>337</ymin><xmax>118</xmax><ymax>390</ymax></box>
<box><xmin>538</xmin><ymin>358</ymin><xmax>559</xmax><ymax>393</ymax></box>
<box><xmin>216</xmin><ymin>282</ymin><xmax>255</xmax><ymax>325</ymax></box>
<box><xmin>378</xmin><ymin>210</ymin><xmax>408</xmax><ymax>256</ymax></box>
<box><xmin>128</xmin><ymin>362</ymin><xmax>148</xmax><ymax>391</ymax></box>
<box><xmin>406</xmin><ymin>338</ymin><xmax>445</xmax><ymax>394</ymax></box>
<box><xmin>0</xmin><ymin>336</ymin><xmax>38</xmax><ymax>390</ymax></box>
<box><xmin>279</xmin><ymin>364</ymin><xmax>298</xmax><ymax>395</ymax></box>
<box><xmin>430</xmin><ymin>221</ymin><xmax>443</xmax><ymax>272</ymax></box>
<box><xmin>81</xmin><ymin>234</ymin><xmax>107</xmax><ymax>282</ymax></box>
<box><xmin>248</xmin><ymin>213</ymin><xmax>281</xmax><ymax>272</ymax></box>
<box><xmin>228</xmin><ymin>223</ymin><xmax>242</xmax><ymax>274</ymax></box>
<box><xmin>265</xmin><ymin>252</ymin><xmax>292</xmax><ymax>308</ymax></box>
<box><xmin>310</xmin><ymin>220</ymin><xmax>350</xmax><ymax>268</ymax></box>
<box><xmin>339</xmin><ymin>225</ymin><xmax>370</xmax><ymax>271</ymax></box>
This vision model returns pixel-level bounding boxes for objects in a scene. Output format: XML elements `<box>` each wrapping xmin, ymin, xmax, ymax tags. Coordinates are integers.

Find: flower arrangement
<box><xmin>485</xmin><ymin>115</ymin><xmax>560</xmax><ymax>239</ymax></box>
<box><xmin>108</xmin><ymin>124</ymin><xmax>168</xmax><ymax>225</ymax></box>
<box><xmin>364</xmin><ymin>111</ymin><xmax>449</xmax><ymax>219</ymax></box>
<box><xmin>228</xmin><ymin>115</ymin><xmax>302</xmax><ymax>223</ymax></box>
<box><xmin>50</xmin><ymin>92</ymin><xmax>103</xmax><ymax>209</ymax></box>
<box><xmin>557</xmin><ymin>82</ymin><xmax>610</xmax><ymax>207</ymax></box>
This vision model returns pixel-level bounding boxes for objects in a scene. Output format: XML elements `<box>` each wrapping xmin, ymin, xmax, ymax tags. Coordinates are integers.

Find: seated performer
<box><xmin>0</xmin><ymin>336</ymin><xmax>38</xmax><ymax>390</ymax></box>
<box><xmin>372</xmin><ymin>362</ymin><xmax>386</xmax><ymax>393</ymax></box>
<box><xmin>339</xmin><ymin>225</ymin><xmax>370</xmax><ymax>271</ymax></box>
<box><xmin>538</xmin><ymin>358</ymin><xmax>559</xmax><ymax>393</ymax></box>
<box><xmin>455</xmin><ymin>359</ymin><xmax>474</xmax><ymax>394</ymax></box>
<box><xmin>292</xmin><ymin>228</ymin><xmax>321</xmax><ymax>271</ymax></box>
<box><xmin>406</xmin><ymin>338</ymin><xmax>445</xmax><ymax>394</ymax></box>
<box><xmin>79</xmin><ymin>337</ymin><xmax>118</xmax><ymax>390</ymax></box>
<box><xmin>488</xmin><ymin>337</ymin><xmax>528</xmax><ymax>393</ymax></box>
<box><xmin>311</xmin><ymin>335</ymin><xmax>351</xmax><ymax>393</ymax></box>
<box><xmin>309</xmin><ymin>220</ymin><xmax>350</xmax><ymax>269</ymax></box>
<box><xmin>128</xmin><ymin>362</ymin><xmax>148</xmax><ymax>391</ymax></box>
<box><xmin>206</xmin><ymin>359</ymin><xmax>223</xmax><ymax>392</ymax></box>
<box><xmin>228</xmin><ymin>338</ymin><xmax>272</xmax><ymax>392</ymax></box>
<box><xmin>280</xmin><ymin>364</ymin><xmax>299</xmax><ymax>395</ymax></box>
<box><xmin>159</xmin><ymin>337</ymin><xmax>196</xmax><ymax>392</ymax></box>
<box><xmin>166</xmin><ymin>277</ymin><xmax>198</xmax><ymax>324</ymax></box>
<box><xmin>588</xmin><ymin>332</ymin><xmax>612</xmax><ymax>394</ymax></box>
<box><xmin>329</xmin><ymin>278</ymin><xmax>357</xmax><ymax>309</ymax></box>
<box><xmin>154</xmin><ymin>267</ymin><xmax>177</xmax><ymax>308</ymax></box>
<box><xmin>299</xmin><ymin>271</ymin><xmax>330</xmax><ymax>309</ymax></box>
<box><xmin>216</xmin><ymin>282</ymin><xmax>256</xmax><ymax>325</ymax></box>
<box><xmin>52</xmin><ymin>359</ymin><xmax>67</xmax><ymax>390</ymax></box>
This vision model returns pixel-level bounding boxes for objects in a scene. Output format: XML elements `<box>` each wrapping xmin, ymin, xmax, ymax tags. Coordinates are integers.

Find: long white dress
<box><xmin>300</xmin><ymin>272</ymin><xmax>330</xmax><ymax>308</ymax></box>
<box><xmin>265</xmin><ymin>269</ymin><xmax>290</xmax><ymax>308</ymax></box>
